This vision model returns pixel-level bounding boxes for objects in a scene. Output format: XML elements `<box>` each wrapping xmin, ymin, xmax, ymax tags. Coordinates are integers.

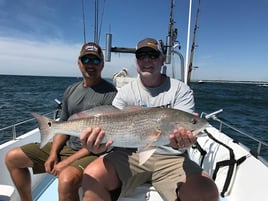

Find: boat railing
<box><xmin>201</xmin><ymin>109</ymin><xmax>268</xmax><ymax>165</ymax></box>
<box><xmin>0</xmin><ymin>99</ymin><xmax>62</xmax><ymax>144</ymax></box>
<box><xmin>0</xmin><ymin>109</ymin><xmax>61</xmax><ymax>143</ymax></box>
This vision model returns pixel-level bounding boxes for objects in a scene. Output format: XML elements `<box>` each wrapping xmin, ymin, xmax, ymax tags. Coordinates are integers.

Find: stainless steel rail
<box><xmin>0</xmin><ymin>110</ymin><xmax>60</xmax><ymax>141</ymax></box>
<box><xmin>201</xmin><ymin>109</ymin><xmax>268</xmax><ymax>164</ymax></box>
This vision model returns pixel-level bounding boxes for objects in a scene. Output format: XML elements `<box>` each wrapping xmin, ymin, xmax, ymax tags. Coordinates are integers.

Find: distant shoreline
<box><xmin>191</xmin><ymin>80</ymin><xmax>268</xmax><ymax>85</ymax></box>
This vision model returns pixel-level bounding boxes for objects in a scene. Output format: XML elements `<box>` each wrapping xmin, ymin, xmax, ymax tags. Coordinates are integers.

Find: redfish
<box><xmin>32</xmin><ymin>106</ymin><xmax>209</xmax><ymax>164</ymax></box>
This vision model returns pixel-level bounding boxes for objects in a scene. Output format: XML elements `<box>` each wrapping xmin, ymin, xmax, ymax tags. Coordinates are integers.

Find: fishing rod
<box><xmin>81</xmin><ymin>0</ymin><xmax>86</xmax><ymax>43</ymax></box>
<box><xmin>164</xmin><ymin>0</ymin><xmax>181</xmax><ymax>80</ymax></box>
<box><xmin>186</xmin><ymin>0</ymin><xmax>201</xmax><ymax>85</ymax></box>
<box><xmin>165</xmin><ymin>0</ymin><xmax>177</xmax><ymax>65</ymax></box>
<box><xmin>94</xmin><ymin>0</ymin><xmax>99</xmax><ymax>44</ymax></box>
<box><xmin>81</xmin><ymin>0</ymin><xmax>106</xmax><ymax>44</ymax></box>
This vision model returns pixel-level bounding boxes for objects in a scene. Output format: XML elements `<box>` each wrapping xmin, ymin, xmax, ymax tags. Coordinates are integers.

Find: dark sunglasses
<box><xmin>80</xmin><ymin>56</ymin><xmax>101</xmax><ymax>65</ymax></box>
<box><xmin>135</xmin><ymin>51</ymin><xmax>160</xmax><ymax>60</ymax></box>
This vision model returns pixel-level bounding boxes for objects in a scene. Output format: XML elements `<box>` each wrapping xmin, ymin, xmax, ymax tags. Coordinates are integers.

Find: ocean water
<box><xmin>192</xmin><ymin>82</ymin><xmax>268</xmax><ymax>160</ymax></box>
<box><xmin>0</xmin><ymin>74</ymin><xmax>267</xmax><ymax>160</ymax></box>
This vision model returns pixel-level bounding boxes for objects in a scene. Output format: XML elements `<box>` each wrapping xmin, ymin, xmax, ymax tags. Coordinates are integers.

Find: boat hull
<box><xmin>189</xmin><ymin>126</ymin><xmax>268</xmax><ymax>201</ymax></box>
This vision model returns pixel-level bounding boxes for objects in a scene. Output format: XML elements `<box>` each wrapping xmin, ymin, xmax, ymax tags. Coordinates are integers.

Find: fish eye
<box><xmin>48</xmin><ymin>122</ymin><xmax>52</xmax><ymax>127</ymax></box>
<box><xmin>191</xmin><ymin>118</ymin><xmax>197</xmax><ymax>124</ymax></box>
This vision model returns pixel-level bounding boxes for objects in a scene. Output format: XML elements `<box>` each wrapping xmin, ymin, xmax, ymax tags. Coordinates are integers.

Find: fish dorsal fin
<box><xmin>122</xmin><ymin>105</ymin><xmax>144</xmax><ymax>112</ymax></box>
<box><xmin>138</xmin><ymin>147</ymin><xmax>157</xmax><ymax>165</ymax></box>
<box><xmin>68</xmin><ymin>105</ymin><xmax>120</xmax><ymax>120</ymax></box>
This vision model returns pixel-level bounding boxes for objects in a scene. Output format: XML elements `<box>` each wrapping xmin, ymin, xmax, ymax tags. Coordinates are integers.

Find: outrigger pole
<box><xmin>105</xmin><ymin>0</ymin><xmax>179</xmax><ymax>64</ymax></box>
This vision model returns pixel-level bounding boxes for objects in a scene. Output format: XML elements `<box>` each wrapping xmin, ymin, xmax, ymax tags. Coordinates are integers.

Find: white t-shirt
<box><xmin>112</xmin><ymin>75</ymin><xmax>195</xmax><ymax>155</ymax></box>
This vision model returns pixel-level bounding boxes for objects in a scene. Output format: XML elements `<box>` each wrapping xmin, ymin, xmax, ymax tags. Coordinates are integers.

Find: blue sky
<box><xmin>0</xmin><ymin>0</ymin><xmax>267</xmax><ymax>81</ymax></box>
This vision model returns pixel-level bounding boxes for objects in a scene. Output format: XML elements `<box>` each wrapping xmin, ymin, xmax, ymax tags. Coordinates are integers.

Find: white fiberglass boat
<box><xmin>1</xmin><ymin>0</ymin><xmax>268</xmax><ymax>201</ymax></box>
<box><xmin>1</xmin><ymin>99</ymin><xmax>268</xmax><ymax>201</ymax></box>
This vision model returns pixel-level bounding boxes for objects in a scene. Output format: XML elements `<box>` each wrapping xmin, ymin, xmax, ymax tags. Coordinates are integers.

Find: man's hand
<box><xmin>44</xmin><ymin>154</ymin><xmax>58</xmax><ymax>175</ymax></box>
<box><xmin>169</xmin><ymin>127</ymin><xmax>197</xmax><ymax>149</ymax></box>
<box><xmin>80</xmin><ymin>127</ymin><xmax>113</xmax><ymax>154</ymax></box>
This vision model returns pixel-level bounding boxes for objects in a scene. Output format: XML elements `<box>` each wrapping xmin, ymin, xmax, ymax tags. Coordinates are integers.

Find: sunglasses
<box><xmin>80</xmin><ymin>56</ymin><xmax>101</xmax><ymax>65</ymax></box>
<box><xmin>135</xmin><ymin>51</ymin><xmax>160</xmax><ymax>60</ymax></box>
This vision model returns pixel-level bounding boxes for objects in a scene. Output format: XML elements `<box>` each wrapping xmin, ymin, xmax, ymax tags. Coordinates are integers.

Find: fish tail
<box><xmin>32</xmin><ymin>113</ymin><xmax>54</xmax><ymax>148</ymax></box>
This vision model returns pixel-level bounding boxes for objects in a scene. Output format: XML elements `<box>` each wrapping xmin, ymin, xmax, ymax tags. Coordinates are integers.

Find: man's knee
<box><xmin>5</xmin><ymin>147</ymin><xmax>32</xmax><ymax>168</ymax></box>
<box><xmin>58</xmin><ymin>166</ymin><xmax>82</xmax><ymax>188</ymax></box>
<box><xmin>82</xmin><ymin>158</ymin><xmax>120</xmax><ymax>191</ymax></box>
<box><xmin>177</xmin><ymin>175</ymin><xmax>219</xmax><ymax>201</ymax></box>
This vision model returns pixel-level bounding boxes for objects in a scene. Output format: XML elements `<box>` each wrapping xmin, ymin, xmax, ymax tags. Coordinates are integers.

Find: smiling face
<box><xmin>135</xmin><ymin>47</ymin><xmax>165</xmax><ymax>87</ymax></box>
<box><xmin>78</xmin><ymin>54</ymin><xmax>104</xmax><ymax>85</ymax></box>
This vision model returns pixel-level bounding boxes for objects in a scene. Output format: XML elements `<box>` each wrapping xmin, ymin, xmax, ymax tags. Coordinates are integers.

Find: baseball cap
<box><xmin>135</xmin><ymin>38</ymin><xmax>162</xmax><ymax>54</ymax></box>
<box><xmin>79</xmin><ymin>42</ymin><xmax>104</xmax><ymax>60</ymax></box>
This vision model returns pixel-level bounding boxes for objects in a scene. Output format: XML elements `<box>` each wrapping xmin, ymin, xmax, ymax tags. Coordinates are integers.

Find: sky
<box><xmin>0</xmin><ymin>0</ymin><xmax>267</xmax><ymax>81</ymax></box>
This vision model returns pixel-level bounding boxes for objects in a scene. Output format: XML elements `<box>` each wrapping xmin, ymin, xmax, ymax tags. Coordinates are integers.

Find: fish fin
<box><xmin>137</xmin><ymin>129</ymin><xmax>162</xmax><ymax>165</ymax></box>
<box><xmin>138</xmin><ymin>129</ymin><xmax>161</xmax><ymax>151</ymax></box>
<box><xmin>32</xmin><ymin>113</ymin><xmax>54</xmax><ymax>148</ymax></box>
<box><xmin>68</xmin><ymin>105</ymin><xmax>120</xmax><ymax>120</ymax></box>
<box><xmin>154</xmin><ymin>129</ymin><xmax>161</xmax><ymax>137</ymax></box>
<box><xmin>122</xmin><ymin>105</ymin><xmax>144</xmax><ymax>111</ymax></box>
<box><xmin>138</xmin><ymin>147</ymin><xmax>157</xmax><ymax>166</ymax></box>
<box><xmin>149</xmin><ymin>129</ymin><xmax>162</xmax><ymax>144</ymax></box>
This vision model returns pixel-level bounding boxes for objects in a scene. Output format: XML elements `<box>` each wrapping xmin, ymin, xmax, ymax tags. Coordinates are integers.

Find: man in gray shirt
<box><xmin>5</xmin><ymin>42</ymin><xmax>117</xmax><ymax>201</ymax></box>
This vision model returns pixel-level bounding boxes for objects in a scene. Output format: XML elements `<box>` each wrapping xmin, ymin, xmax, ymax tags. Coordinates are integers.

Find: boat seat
<box><xmin>0</xmin><ymin>185</ymin><xmax>15</xmax><ymax>201</ymax></box>
<box><xmin>113</xmin><ymin>76</ymin><xmax>136</xmax><ymax>89</ymax></box>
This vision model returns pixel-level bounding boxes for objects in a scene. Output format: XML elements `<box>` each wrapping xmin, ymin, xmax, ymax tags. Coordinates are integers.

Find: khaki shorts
<box><xmin>21</xmin><ymin>142</ymin><xmax>98</xmax><ymax>174</ymax></box>
<box><xmin>104</xmin><ymin>148</ymin><xmax>202</xmax><ymax>201</ymax></box>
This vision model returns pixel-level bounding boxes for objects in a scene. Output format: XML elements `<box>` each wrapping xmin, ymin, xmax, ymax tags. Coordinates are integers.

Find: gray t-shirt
<box><xmin>112</xmin><ymin>75</ymin><xmax>194</xmax><ymax>155</ymax></box>
<box><xmin>60</xmin><ymin>79</ymin><xmax>117</xmax><ymax>150</ymax></box>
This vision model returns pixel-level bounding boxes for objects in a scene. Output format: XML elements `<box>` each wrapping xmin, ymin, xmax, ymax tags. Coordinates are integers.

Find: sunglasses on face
<box><xmin>135</xmin><ymin>51</ymin><xmax>160</xmax><ymax>60</ymax></box>
<box><xmin>80</xmin><ymin>56</ymin><xmax>101</xmax><ymax>65</ymax></box>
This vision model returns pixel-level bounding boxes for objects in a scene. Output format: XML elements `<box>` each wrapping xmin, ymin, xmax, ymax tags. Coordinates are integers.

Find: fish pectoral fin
<box><xmin>154</xmin><ymin>129</ymin><xmax>161</xmax><ymax>139</ymax></box>
<box><xmin>138</xmin><ymin>129</ymin><xmax>161</xmax><ymax>151</ymax></box>
<box><xmin>138</xmin><ymin>147</ymin><xmax>157</xmax><ymax>166</ymax></box>
<box><xmin>148</xmin><ymin>129</ymin><xmax>161</xmax><ymax>144</ymax></box>
<box><xmin>136</xmin><ymin>129</ymin><xmax>161</xmax><ymax>165</ymax></box>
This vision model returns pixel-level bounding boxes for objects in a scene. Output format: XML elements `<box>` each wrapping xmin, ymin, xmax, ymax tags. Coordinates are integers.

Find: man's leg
<box><xmin>58</xmin><ymin>166</ymin><xmax>82</xmax><ymax>201</ymax></box>
<box><xmin>177</xmin><ymin>174</ymin><xmax>219</xmax><ymax>201</ymax></box>
<box><xmin>152</xmin><ymin>154</ymin><xmax>219</xmax><ymax>201</ymax></box>
<box><xmin>82</xmin><ymin>157</ymin><xmax>121</xmax><ymax>201</ymax></box>
<box><xmin>5</xmin><ymin>147</ymin><xmax>34</xmax><ymax>201</ymax></box>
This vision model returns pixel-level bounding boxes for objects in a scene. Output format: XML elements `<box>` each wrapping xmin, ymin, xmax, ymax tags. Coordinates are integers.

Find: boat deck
<box><xmin>34</xmin><ymin>176</ymin><xmax>228</xmax><ymax>201</ymax></box>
